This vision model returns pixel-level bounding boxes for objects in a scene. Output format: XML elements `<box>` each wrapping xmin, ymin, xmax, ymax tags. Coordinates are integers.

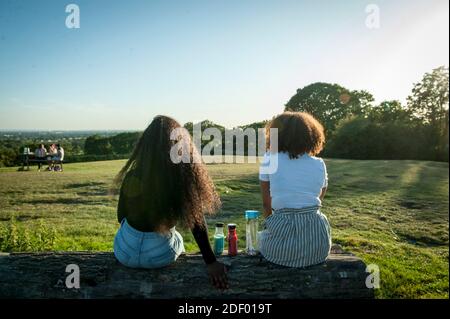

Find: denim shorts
<box><xmin>113</xmin><ymin>218</ymin><xmax>185</xmax><ymax>269</ymax></box>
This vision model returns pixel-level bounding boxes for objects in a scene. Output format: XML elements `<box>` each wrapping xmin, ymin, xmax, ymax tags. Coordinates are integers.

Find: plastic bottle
<box><xmin>245</xmin><ymin>210</ymin><xmax>260</xmax><ymax>255</ymax></box>
<box><xmin>213</xmin><ymin>222</ymin><xmax>225</xmax><ymax>255</ymax></box>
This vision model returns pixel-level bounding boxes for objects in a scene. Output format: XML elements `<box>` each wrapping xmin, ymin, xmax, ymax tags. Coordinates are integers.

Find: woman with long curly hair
<box><xmin>113</xmin><ymin>115</ymin><xmax>227</xmax><ymax>289</ymax></box>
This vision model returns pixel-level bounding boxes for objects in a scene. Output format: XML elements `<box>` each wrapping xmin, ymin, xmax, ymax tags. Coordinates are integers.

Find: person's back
<box><xmin>114</xmin><ymin>115</ymin><xmax>228</xmax><ymax>289</ymax></box>
<box><xmin>34</xmin><ymin>144</ymin><xmax>47</xmax><ymax>171</ymax></box>
<box><xmin>34</xmin><ymin>145</ymin><xmax>47</xmax><ymax>158</ymax></box>
<box><xmin>118</xmin><ymin>169</ymin><xmax>175</xmax><ymax>232</ymax></box>
<box><xmin>264</xmin><ymin>152</ymin><xmax>327</xmax><ymax>210</ymax></box>
<box><xmin>57</xmin><ymin>145</ymin><xmax>64</xmax><ymax>161</ymax></box>
<box><xmin>259</xmin><ymin>112</ymin><xmax>331</xmax><ymax>268</ymax></box>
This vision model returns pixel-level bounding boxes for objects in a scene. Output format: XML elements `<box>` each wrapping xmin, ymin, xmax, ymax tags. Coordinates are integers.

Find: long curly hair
<box><xmin>266</xmin><ymin>111</ymin><xmax>325</xmax><ymax>159</ymax></box>
<box><xmin>114</xmin><ymin>115</ymin><xmax>221</xmax><ymax>229</ymax></box>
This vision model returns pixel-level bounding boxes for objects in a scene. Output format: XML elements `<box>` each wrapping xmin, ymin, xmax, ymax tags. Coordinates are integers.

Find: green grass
<box><xmin>0</xmin><ymin>159</ymin><xmax>448</xmax><ymax>298</ymax></box>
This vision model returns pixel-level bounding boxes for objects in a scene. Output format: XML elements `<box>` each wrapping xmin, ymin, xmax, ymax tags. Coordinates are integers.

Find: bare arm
<box><xmin>260</xmin><ymin>181</ymin><xmax>272</xmax><ymax>218</ymax></box>
<box><xmin>191</xmin><ymin>218</ymin><xmax>228</xmax><ymax>290</ymax></box>
<box><xmin>117</xmin><ymin>186</ymin><xmax>126</xmax><ymax>223</ymax></box>
<box><xmin>190</xmin><ymin>218</ymin><xmax>216</xmax><ymax>265</ymax></box>
<box><xmin>319</xmin><ymin>187</ymin><xmax>327</xmax><ymax>201</ymax></box>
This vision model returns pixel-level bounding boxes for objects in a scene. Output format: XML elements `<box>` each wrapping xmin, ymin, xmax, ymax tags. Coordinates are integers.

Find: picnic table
<box><xmin>20</xmin><ymin>152</ymin><xmax>64</xmax><ymax>171</ymax></box>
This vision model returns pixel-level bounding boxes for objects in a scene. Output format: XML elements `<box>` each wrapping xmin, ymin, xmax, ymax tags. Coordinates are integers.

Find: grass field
<box><xmin>0</xmin><ymin>159</ymin><xmax>448</xmax><ymax>298</ymax></box>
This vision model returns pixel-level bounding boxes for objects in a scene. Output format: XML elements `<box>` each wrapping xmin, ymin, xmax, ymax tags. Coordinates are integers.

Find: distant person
<box><xmin>46</xmin><ymin>144</ymin><xmax>56</xmax><ymax>171</ymax></box>
<box><xmin>53</xmin><ymin>144</ymin><xmax>64</xmax><ymax>171</ymax></box>
<box><xmin>46</xmin><ymin>143</ymin><xmax>59</xmax><ymax>171</ymax></box>
<box><xmin>55</xmin><ymin>144</ymin><xmax>64</xmax><ymax>161</ymax></box>
<box><xmin>258</xmin><ymin>112</ymin><xmax>331</xmax><ymax>268</ymax></box>
<box><xmin>48</xmin><ymin>144</ymin><xmax>57</xmax><ymax>156</ymax></box>
<box><xmin>113</xmin><ymin>115</ymin><xmax>228</xmax><ymax>289</ymax></box>
<box><xmin>34</xmin><ymin>144</ymin><xmax>47</xmax><ymax>171</ymax></box>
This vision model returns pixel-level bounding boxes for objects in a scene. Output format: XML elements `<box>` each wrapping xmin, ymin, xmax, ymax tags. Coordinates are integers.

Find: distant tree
<box><xmin>183</xmin><ymin>122</ymin><xmax>193</xmax><ymax>136</ymax></box>
<box><xmin>200</xmin><ymin>120</ymin><xmax>225</xmax><ymax>132</ymax></box>
<box><xmin>325</xmin><ymin>116</ymin><xmax>429</xmax><ymax>160</ymax></box>
<box><xmin>407</xmin><ymin>66</ymin><xmax>449</xmax><ymax>129</ymax></box>
<box><xmin>368</xmin><ymin>100</ymin><xmax>412</xmax><ymax>123</ymax></box>
<box><xmin>352</xmin><ymin>90</ymin><xmax>376</xmax><ymax>116</ymax></box>
<box><xmin>285</xmin><ymin>82</ymin><xmax>374</xmax><ymax>134</ymax></box>
<box><xmin>184</xmin><ymin>120</ymin><xmax>225</xmax><ymax>135</ymax></box>
<box><xmin>184</xmin><ymin>120</ymin><xmax>226</xmax><ymax>152</ymax></box>
<box><xmin>70</xmin><ymin>143</ymin><xmax>84</xmax><ymax>155</ymax></box>
<box><xmin>84</xmin><ymin>135</ymin><xmax>113</xmax><ymax>155</ymax></box>
<box><xmin>238</xmin><ymin>120</ymin><xmax>268</xmax><ymax>131</ymax></box>
<box><xmin>109</xmin><ymin>132</ymin><xmax>141</xmax><ymax>155</ymax></box>
<box><xmin>238</xmin><ymin>120</ymin><xmax>268</xmax><ymax>155</ymax></box>
<box><xmin>407</xmin><ymin>66</ymin><xmax>449</xmax><ymax>159</ymax></box>
<box><xmin>0</xmin><ymin>146</ymin><xmax>18</xmax><ymax>167</ymax></box>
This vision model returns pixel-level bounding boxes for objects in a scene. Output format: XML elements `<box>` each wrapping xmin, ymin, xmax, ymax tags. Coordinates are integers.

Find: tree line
<box><xmin>285</xmin><ymin>66</ymin><xmax>448</xmax><ymax>162</ymax></box>
<box><xmin>0</xmin><ymin>66</ymin><xmax>448</xmax><ymax>167</ymax></box>
<box><xmin>84</xmin><ymin>66</ymin><xmax>449</xmax><ymax>162</ymax></box>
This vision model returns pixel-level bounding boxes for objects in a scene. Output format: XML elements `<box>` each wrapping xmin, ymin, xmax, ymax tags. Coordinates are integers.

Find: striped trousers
<box><xmin>258</xmin><ymin>206</ymin><xmax>331</xmax><ymax>268</ymax></box>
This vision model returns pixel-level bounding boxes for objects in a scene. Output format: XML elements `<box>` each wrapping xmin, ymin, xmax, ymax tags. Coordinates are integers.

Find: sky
<box><xmin>0</xmin><ymin>0</ymin><xmax>448</xmax><ymax>130</ymax></box>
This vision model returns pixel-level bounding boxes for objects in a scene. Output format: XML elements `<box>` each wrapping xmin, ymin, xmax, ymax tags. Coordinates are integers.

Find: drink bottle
<box><xmin>213</xmin><ymin>222</ymin><xmax>225</xmax><ymax>255</ymax></box>
<box><xmin>227</xmin><ymin>224</ymin><xmax>238</xmax><ymax>256</ymax></box>
<box><xmin>245</xmin><ymin>210</ymin><xmax>260</xmax><ymax>255</ymax></box>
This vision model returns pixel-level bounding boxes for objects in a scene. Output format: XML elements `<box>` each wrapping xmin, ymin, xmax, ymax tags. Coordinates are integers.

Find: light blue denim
<box><xmin>114</xmin><ymin>218</ymin><xmax>185</xmax><ymax>269</ymax></box>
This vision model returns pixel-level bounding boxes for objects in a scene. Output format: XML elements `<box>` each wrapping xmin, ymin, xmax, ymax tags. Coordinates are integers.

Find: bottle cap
<box><xmin>245</xmin><ymin>210</ymin><xmax>260</xmax><ymax>219</ymax></box>
<box><xmin>215</xmin><ymin>222</ymin><xmax>224</xmax><ymax>227</ymax></box>
<box><xmin>227</xmin><ymin>223</ymin><xmax>236</xmax><ymax>230</ymax></box>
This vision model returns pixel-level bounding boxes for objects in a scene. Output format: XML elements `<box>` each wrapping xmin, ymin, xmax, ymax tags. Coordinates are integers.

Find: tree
<box><xmin>184</xmin><ymin>120</ymin><xmax>226</xmax><ymax>153</ymax></box>
<box><xmin>325</xmin><ymin>116</ymin><xmax>428</xmax><ymax>160</ymax></box>
<box><xmin>0</xmin><ymin>146</ymin><xmax>18</xmax><ymax>167</ymax></box>
<box><xmin>407</xmin><ymin>66</ymin><xmax>449</xmax><ymax>127</ymax></box>
<box><xmin>285</xmin><ymin>82</ymin><xmax>374</xmax><ymax>135</ymax></box>
<box><xmin>84</xmin><ymin>135</ymin><xmax>113</xmax><ymax>156</ymax></box>
<box><xmin>368</xmin><ymin>100</ymin><xmax>412</xmax><ymax>123</ymax></box>
<box><xmin>109</xmin><ymin>132</ymin><xmax>141</xmax><ymax>155</ymax></box>
<box><xmin>407</xmin><ymin>66</ymin><xmax>449</xmax><ymax>159</ymax></box>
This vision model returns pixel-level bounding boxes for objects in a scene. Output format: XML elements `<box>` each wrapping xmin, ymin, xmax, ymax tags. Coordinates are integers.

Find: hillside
<box><xmin>0</xmin><ymin>159</ymin><xmax>448</xmax><ymax>298</ymax></box>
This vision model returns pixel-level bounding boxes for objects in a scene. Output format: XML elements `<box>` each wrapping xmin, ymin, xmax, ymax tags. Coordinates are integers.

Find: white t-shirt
<box><xmin>259</xmin><ymin>152</ymin><xmax>328</xmax><ymax>210</ymax></box>
<box><xmin>57</xmin><ymin>148</ymin><xmax>64</xmax><ymax>161</ymax></box>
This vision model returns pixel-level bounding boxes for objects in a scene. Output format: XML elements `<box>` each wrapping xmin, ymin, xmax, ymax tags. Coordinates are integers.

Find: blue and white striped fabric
<box><xmin>258</xmin><ymin>206</ymin><xmax>331</xmax><ymax>268</ymax></box>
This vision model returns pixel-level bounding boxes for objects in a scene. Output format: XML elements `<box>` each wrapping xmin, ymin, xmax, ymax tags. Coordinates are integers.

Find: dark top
<box><xmin>117</xmin><ymin>172</ymin><xmax>216</xmax><ymax>265</ymax></box>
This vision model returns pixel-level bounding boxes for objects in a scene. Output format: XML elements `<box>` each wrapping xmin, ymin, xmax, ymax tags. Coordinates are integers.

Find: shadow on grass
<box><xmin>76</xmin><ymin>190</ymin><xmax>110</xmax><ymax>196</ymax></box>
<box><xmin>398</xmin><ymin>161</ymin><xmax>449</xmax><ymax>219</ymax></box>
<box><xmin>24</xmin><ymin>198</ymin><xmax>109</xmax><ymax>205</ymax></box>
<box><xmin>0</xmin><ymin>215</ymin><xmax>45</xmax><ymax>222</ymax></box>
<box><xmin>397</xmin><ymin>232</ymin><xmax>448</xmax><ymax>247</ymax></box>
<box><xmin>64</xmin><ymin>181</ymin><xmax>111</xmax><ymax>197</ymax></box>
<box><xmin>64</xmin><ymin>182</ymin><xmax>106</xmax><ymax>189</ymax></box>
<box><xmin>326</xmin><ymin>159</ymin><xmax>414</xmax><ymax>196</ymax></box>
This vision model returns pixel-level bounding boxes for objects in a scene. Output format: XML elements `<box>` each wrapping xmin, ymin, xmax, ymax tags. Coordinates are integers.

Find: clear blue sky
<box><xmin>0</xmin><ymin>0</ymin><xmax>448</xmax><ymax>130</ymax></box>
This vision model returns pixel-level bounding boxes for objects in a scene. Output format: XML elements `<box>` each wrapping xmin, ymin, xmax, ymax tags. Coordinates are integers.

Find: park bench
<box><xmin>0</xmin><ymin>245</ymin><xmax>374</xmax><ymax>299</ymax></box>
<box><xmin>20</xmin><ymin>153</ymin><xmax>64</xmax><ymax>171</ymax></box>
